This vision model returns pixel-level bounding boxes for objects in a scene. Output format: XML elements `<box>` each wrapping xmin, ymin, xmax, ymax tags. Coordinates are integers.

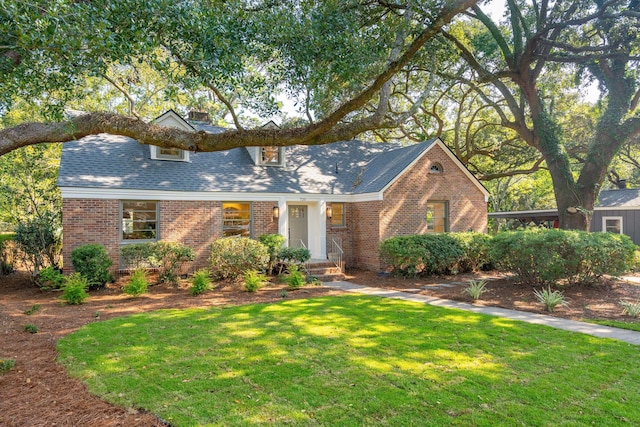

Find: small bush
<box><xmin>283</xmin><ymin>265</ymin><xmax>306</xmax><ymax>289</ymax></box>
<box><xmin>379</xmin><ymin>234</ymin><xmax>464</xmax><ymax>277</ymax></box>
<box><xmin>24</xmin><ymin>304</ymin><xmax>41</xmax><ymax>315</ymax></box>
<box><xmin>23</xmin><ymin>324</ymin><xmax>38</xmax><ymax>334</ymax></box>
<box><xmin>258</xmin><ymin>234</ymin><xmax>285</xmax><ymax>272</ymax></box>
<box><xmin>61</xmin><ymin>273</ymin><xmax>89</xmax><ymax>305</ymax></box>
<box><xmin>37</xmin><ymin>266</ymin><xmax>65</xmax><ymax>290</ymax></box>
<box><xmin>13</xmin><ymin>215</ymin><xmax>61</xmax><ymax>276</ymax></box>
<box><xmin>620</xmin><ymin>300</ymin><xmax>640</xmax><ymax>318</ymax></box>
<box><xmin>119</xmin><ymin>243</ymin><xmax>157</xmax><ymax>269</ymax></box>
<box><xmin>244</xmin><ymin>269</ymin><xmax>268</xmax><ymax>292</ymax></box>
<box><xmin>276</xmin><ymin>246</ymin><xmax>311</xmax><ymax>274</ymax></box>
<box><xmin>123</xmin><ymin>268</ymin><xmax>149</xmax><ymax>296</ymax></box>
<box><xmin>209</xmin><ymin>237</ymin><xmax>269</xmax><ymax>280</ymax></box>
<box><xmin>464</xmin><ymin>279</ymin><xmax>487</xmax><ymax>300</ymax></box>
<box><xmin>152</xmin><ymin>242</ymin><xmax>195</xmax><ymax>285</ymax></box>
<box><xmin>71</xmin><ymin>244</ymin><xmax>113</xmax><ymax>290</ymax></box>
<box><xmin>190</xmin><ymin>269</ymin><xmax>212</xmax><ymax>296</ymax></box>
<box><xmin>534</xmin><ymin>286</ymin><xmax>568</xmax><ymax>312</ymax></box>
<box><xmin>0</xmin><ymin>358</ymin><xmax>16</xmax><ymax>374</ymax></box>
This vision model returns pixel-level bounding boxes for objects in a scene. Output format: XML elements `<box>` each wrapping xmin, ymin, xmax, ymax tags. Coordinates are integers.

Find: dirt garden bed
<box><xmin>1</xmin><ymin>269</ymin><xmax>639</xmax><ymax>426</ymax></box>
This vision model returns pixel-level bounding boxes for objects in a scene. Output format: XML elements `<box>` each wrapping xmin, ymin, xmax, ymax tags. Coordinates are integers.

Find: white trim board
<box><xmin>59</xmin><ymin>187</ymin><xmax>382</xmax><ymax>202</ymax></box>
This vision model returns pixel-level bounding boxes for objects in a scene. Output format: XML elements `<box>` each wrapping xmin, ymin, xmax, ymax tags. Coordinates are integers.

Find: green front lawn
<box><xmin>584</xmin><ymin>318</ymin><xmax>640</xmax><ymax>332</ymax></box>
<box><xmin>58</xmin><ymin>295</ymin><xmax>640</xmax><ymax>426</ymax></box>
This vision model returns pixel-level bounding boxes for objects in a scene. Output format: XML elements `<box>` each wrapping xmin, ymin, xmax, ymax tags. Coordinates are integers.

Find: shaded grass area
<box><xmin>585</xmin><ymin>318</ymin><xmax>640</xmax><ymax>332</ymax></box>
<box><xmin>58</xmin><ymin>295</ymin><xmax>640</xmax><ymax>426</ymax></box>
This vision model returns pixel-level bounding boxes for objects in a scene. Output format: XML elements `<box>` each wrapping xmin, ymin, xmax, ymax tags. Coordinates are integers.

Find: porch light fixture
<box><xmin>272</xmin><ymin>206</ymin><xmax>280</xmax><ymax>221</ymax></box>
<box><xmin>326</xmin><ymin>206</ymin><xmax>333</xmax><ymax>220</ymax></box>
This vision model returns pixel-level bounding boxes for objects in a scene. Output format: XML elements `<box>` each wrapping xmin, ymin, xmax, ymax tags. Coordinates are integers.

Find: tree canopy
<box><xmin>0</xmin><ymin>0</ymin><xmax>477</xmax><ymax>155</ymax></box>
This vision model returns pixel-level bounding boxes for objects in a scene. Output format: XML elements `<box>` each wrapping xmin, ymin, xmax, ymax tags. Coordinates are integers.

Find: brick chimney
<box><xmin>188</xmin><ymin>110</ymin><xmax>210</xmax><ymax>122</ymax></box>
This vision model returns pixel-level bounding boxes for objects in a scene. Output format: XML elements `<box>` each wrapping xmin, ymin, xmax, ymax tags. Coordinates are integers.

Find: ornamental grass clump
<box><xmin>620</xmin><ymin>300</ymin><xmax>640</xmax><ymax>318</ymax></box>
<box><xmin>122</xmin><ymin>268</ymin><xmax>149</xmax><ymax>297</ymax></box>
<box><xmin>534</xmin><ymin>286</ymin><xmax>568</xmax><ymax>312</ymax></box>
<box><xmin>464</xmin><ymin>279</ymin><xmax>487</xmax><ymax>300</ymax></box>
<box><xmin>190</xmin><ymin>269</ymin><xmax>212</xmax><ymax>296</ymax></box>
<box><xmin>244</xmin><ymin>269</ymin><xmax>268</xmax><ymax>292</ymax></box>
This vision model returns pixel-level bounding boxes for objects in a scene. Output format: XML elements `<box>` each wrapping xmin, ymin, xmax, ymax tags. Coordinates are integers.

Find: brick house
<box><xmin>58</xmin><ymin>110</ymin><xmax>488</xmax><ymax>274</ymax></box>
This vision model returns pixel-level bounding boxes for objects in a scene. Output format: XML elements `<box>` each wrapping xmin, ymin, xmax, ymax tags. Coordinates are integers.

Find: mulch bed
<box><xmin>1</xmin><ymin>269</ymin><xmax>639</xmax><ymax>426</ymax></box>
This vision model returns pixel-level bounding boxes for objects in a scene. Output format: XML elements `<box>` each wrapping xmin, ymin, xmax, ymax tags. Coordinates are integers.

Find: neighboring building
<box><xmin>592</xmin><ymin>188</ymin><xmax>640</xmax><ymax>245</ymax></box>
<box><xmin>57</xmin><ymin>110</ymin><xmax>489</xmax><ymax>274</ymax></box>
<box><xmin>488</xmin><ymin>188</ymin><xmax>640</xmax><ymax>246</ymax></box>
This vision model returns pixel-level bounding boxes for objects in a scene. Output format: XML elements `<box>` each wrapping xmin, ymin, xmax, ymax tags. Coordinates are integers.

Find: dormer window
<box><xmin>150</xmin><ymin>145</ymin><xmax>189</xmax><ymax>162</ymax></box>
<box><xmin>260</xmin><ymin>146</ymin><xmax>283</xmax><ymax>166</ymax></box>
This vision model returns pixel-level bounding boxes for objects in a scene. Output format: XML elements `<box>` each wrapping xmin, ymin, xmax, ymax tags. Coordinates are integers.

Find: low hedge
<box><xmin>489</xmin><ymin>229</ymin><xmax>637</xmax><ymax>285</ymax></box>
<box><xmin>379</xmin><ymin>234</ymin><xmax>465</xmax><ymax>277</ymax></box>
<box><xmin>119</xmin><ymin>241</ymin><xmax>195</xmax><ymax>285</ymax></box>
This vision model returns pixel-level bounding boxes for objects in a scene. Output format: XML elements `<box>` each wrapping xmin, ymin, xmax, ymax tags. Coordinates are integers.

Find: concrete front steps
<box><xmin>306</xmin><ymin>259</ymin><xmax>345</xmax><ymax>282</ymax></box>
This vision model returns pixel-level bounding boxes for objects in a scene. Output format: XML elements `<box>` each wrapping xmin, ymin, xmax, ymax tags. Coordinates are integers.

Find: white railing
<box><xmin>328</xmin><ymin>237</ymin><xmax>344</xmax><ymax>273</ymax></box>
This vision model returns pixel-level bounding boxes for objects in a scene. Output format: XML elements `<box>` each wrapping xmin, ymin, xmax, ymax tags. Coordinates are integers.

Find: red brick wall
<box><xmin>350</xmin><ymin>144</ymin><xmax>488</xmax><ymax>272</ymax></box>
<box><xmin>253</xmin><ymin>201</ymin><xmax>279</xmax><ymax>237</ymax></box>
<box><xmin>326</xmin><ymin>203</ymin><xmax>355</xmax><ymax>268</ymax></box>
<box><xmin>62</xmin><ymin>199</ymin><xmax>119</xmax><ymax>274</ymax></box>
<box><xmin>351</xmin><ymin>200</ymin><xmax>383</xmax><ymax>271</ymax></box>
<box><xmin>62</xmin><ymin>199</ymin><xmax>280</xmax><ymax>274</ymax></box>
<box><xmin>160</xmin><ymin>201</ymin><xmax>221</xmax><ymax>269</ymax></box>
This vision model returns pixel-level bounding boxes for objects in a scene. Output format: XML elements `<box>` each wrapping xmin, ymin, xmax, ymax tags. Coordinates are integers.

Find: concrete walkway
<box><xmin>324</xmin><ymin>281</ymin><xmax>640</xmax><ymax>345</ymax></box>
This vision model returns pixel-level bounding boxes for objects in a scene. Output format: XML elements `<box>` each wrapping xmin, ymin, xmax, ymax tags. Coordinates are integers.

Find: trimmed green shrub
<box><xmin>258</xmin><ymin>234</ymin><xmax>285</xmax><ymax>272</ymax></box>
<box><xmin>71</xmin><ymin>244</ymin><xmax>113</xmax><ymax>290</ymax></box>
<box><xmin>37</xmin><ymin>266</ymin><xmax>65</xmax><ymax>290</ymax></box>
<box><xmin>379</xmin><ymin>234</ymin><xmax>465</xmax><ymax>277</ymax></box>
<box><xmin>489</xmin><ymin>229</ymin><xmax>636</xmax><ymax>285</ymax></box>
<box><xmin>120</xmin><ymin>241</ymin><xmax>195</xmax><ymax>285</ymax></box>
<box><xmin>244</xmin><ymin>269</ymin><xmax>268</xmax><ymax>292</ymax></box>
<box><xmin>61</xmin><ymin>273</ymin><xmax>90</xmax><ymax>305</ymax></box>
<box><xmin>210</xmin><ymin>237</ymin><xmax>269</xmax><ymax>280</ymax></box>
<box><xmin>123</xmin><ymin>268</ymin><xmax>149</xmax><ymax>296</ymax></box>
<box><xmin>283</xmin><ymin>264</ymin><xmax>306</xmax><ymax>289</ymax></box>
<box><xmin>276</xmin><ymin>246</ymin><xmax>311</xmax><ymax>274</ymax></box>
<box><xmin>119</xmin><ymin>243</ymin><xmax>157</xmax><ymax>269</ymax></box>
<box><xmin>450</xmin><ymin>232</ymin><xmax>494</xmax><ymax>272</ymax></box>
<box><xmin>190</xmin><ymin>269</ymin><xmax>212</xmax><ymax>296</ymax></box>
<box><xmin>24</xmin><ymin>304</ymin><xmax>41</xmax><ymax>315</ymax></box>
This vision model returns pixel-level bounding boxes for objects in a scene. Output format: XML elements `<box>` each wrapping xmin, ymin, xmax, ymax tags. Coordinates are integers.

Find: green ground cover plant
<box><xmin>0</xmin><ymin>358</ymin><xmax>16</xmax><ymax>374</ymax></box>
<box><xmin>58</xmin><ymin>295</ymin><xmax>640</xmax><ymax>426</ymax></box>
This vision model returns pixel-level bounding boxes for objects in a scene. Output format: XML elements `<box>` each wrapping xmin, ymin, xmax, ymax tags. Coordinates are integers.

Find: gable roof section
<box><xmin>597</xmin><ymin>189</ymin><xmax>640</xmax><ymax>208</ymax></box>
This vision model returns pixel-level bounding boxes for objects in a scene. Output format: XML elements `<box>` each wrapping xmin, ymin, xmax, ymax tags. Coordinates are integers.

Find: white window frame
<box><xmin>259</xmin><ymin>146</ymin><xmax>284</xmax><ymax>166</ymax></box>
<box><xmin>150</xmin><ymin>145</ymin><xmax>190</xmax><ymax>162</ymax></box>
<box><xmin>602</xmin><ymin>216</ymin><xmax>623</xmax><ymax>234</ymax></box>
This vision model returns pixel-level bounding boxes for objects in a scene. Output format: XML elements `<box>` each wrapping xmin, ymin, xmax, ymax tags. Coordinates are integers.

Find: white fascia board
<box><xmin>59</xmin><ymin>187</ymin><xmax>384</xmax><ymax>202</ymax></box>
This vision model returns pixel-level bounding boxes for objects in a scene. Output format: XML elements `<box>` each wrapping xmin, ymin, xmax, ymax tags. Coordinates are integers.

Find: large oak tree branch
<box><xmin>0</xmin><ymin>0</ymin><xmax>478</xmax><ymax>157</ymax></box>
